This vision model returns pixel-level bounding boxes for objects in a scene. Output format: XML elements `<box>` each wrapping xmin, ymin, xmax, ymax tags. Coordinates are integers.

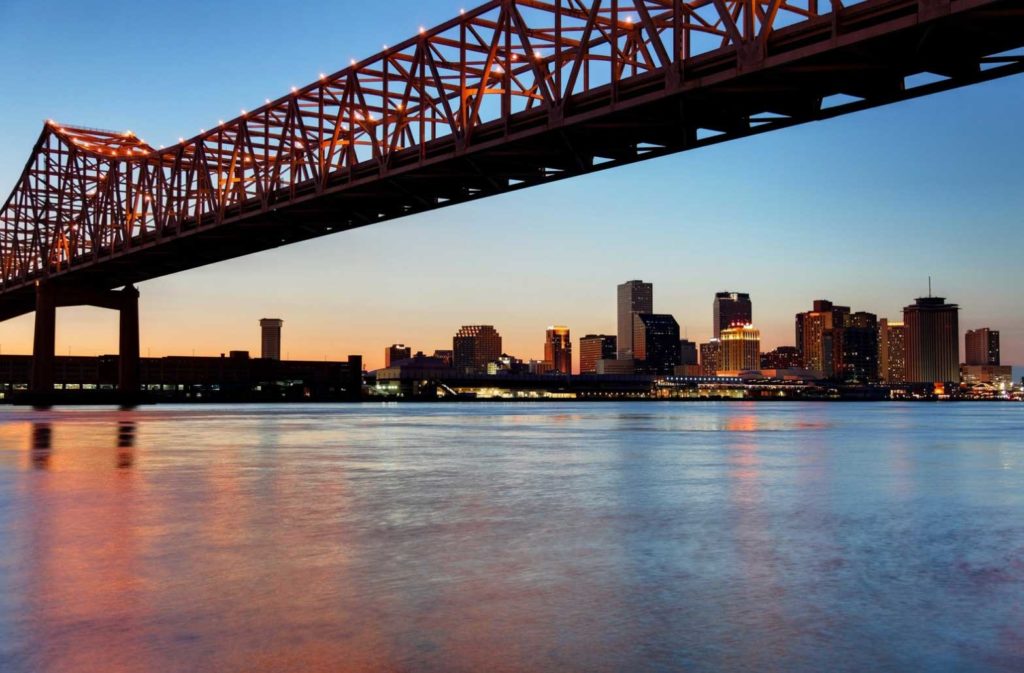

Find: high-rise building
<box><xmin>720</xmin><ymin>324</ymin><xmax>761</xmax><ymax>372</ymax></box>
<box><xmin>699</xmin><ymin>340</ymin><xmax>721</xmax><ymax>376</ymax></box>
<box><xmin>679</xmin><ymin>339</ymin><xmax>698</xmax><ymax>366</ymax></box>
<box><xmin>259</xmin><ymin>318</ymin><xmax>283</xmax><ymax>360</ymax></box>
<box><xmin>796</xmin><ymin>300</ymin><xmax>851</xmax><ymax>378</ymax></box>
<box><xmin>544</xmin><ymin>326</ymin><xmax>572</xmax><ymax>374</ymax></box>
<box><xmin>965</xmin><ymin>328</ymin><xmax>1000</xmax><ymax>366</ymax></box>
<box><xmin>878</xmin><ymin>319</ymin><xmax>906</xmax><ymax>383</ymax></box>
<box><xmin>761</xmin><ymin>346</ymin><xmax>802</xmax><ymax>370</ymax></box>
<box><xmin>840</xmin><ymin>311</ymin><xmax>879</xmax><ymax>382</ymax></box>
<box><xmin>633</xmin><ymin>313</ymin><xmax>681</xmax><ymax>374</ymax></box>
<box><xmin>580</xmin><ymin>335</ymin><xmax>616</xmax><ymax>374</ymax></box>
<box><xmin>453</xmin><ymin>325</ymin><xmax>503</xmax><ymax>373</ymax></box>
<box><xmin>385</xmin><ymin>344</ymin><xmax>412</xmax><ymax>367</ymax></box>
<box><xmin>617</xmin><ymin>280</ymin><xmax>653</xmax><ymax>360</ymax></box>
<box><xmin>904</xmin><ymin>296</ymin><xmax>960</xmax><ymax>383</ymax></box>
<box><xmin>713</xmin><ymin>292</ymin><xmax>752</xmax><ymax>339</ymax></box>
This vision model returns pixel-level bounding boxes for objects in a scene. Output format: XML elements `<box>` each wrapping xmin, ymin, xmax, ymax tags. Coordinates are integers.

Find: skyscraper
<box><xmin>679</xmin><ymin>339</ymin><xmax>698</xmax><ymax>366</ymax></box>
<box><xmin>699</xmin><ymin>340</ymin><xmax>721</xmax><ymax>376</ymax></box>
<box><xmin>579</xmin><ymin>335</ymin><xmax>616</xmax><ymax>374</ymax></box>
<box><xmin>617</xmin><ymin>280</ymin><xmax>653</xmax><ymax>360</ymax></box>
<box><xmin>904</xmin><ymin>296</ymin><xmax>960</xmax><ymax>383</ymax></box>
<box><xmin>633</xmin><ymin>313</ymin><xmax>681</xmax><ymax>374</ymax></box>
<box><xmin>840</xmin><ymin>311</ymin><xmax>879</xmax><ymax>382</ymax></box>
<box><xmin>713</xmin><ymin>292</ymin><xmax>752</xmax><ymax>339</ymax></box>
<box><xmin>965</xmin><ymin>328</ymin><xmax>1000</xmax><ymax>366</ymax></box>
<box><xmin>544</xmin><ymin>326</ymin><xmax>572</xmax><ymax>374</ymax></box>
<box><xmin>260</xmin><ymin>318</ymin><xmax>283</xmax><ymax>360</ymax></box>
<box><xmin>720</xmin><ymin>324</ymin><xmax>761</xmax><ymax>371</ymax></box>
<box><xmin>453</xmin><ymin>325</ymin><xmax>503</xmax><ymax>374</ymax></box>
<box><xmin>878</xmin><ymin>319</ymin><xmax>907</xmax><ymax>383</ymax></box>
<box><xmin>385</xmin><ymin>344</ymin><xmax>412</xmax><ymax>367</ymax></box>
<box><xmin>796</xmin><ymin>300</ymin><xmax>850</xmax><ymax>378</ymax></box>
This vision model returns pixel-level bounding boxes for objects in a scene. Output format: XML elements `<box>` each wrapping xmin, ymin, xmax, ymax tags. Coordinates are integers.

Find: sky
<box><xmin>0</xmin><ymin>0</ymin><xmax>1022</xmax><ymax>372</ymax></box>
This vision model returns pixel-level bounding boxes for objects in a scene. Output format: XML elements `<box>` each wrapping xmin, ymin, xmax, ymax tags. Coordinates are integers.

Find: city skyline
<box><xmin>0</xmin><ymin>1</ymin><xmax>1022</xmax><ymax>370</ymax></box>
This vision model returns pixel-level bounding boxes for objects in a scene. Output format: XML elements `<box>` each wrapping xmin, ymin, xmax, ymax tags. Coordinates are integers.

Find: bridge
<box><xmin>1</xmin><ymin>0</ymin><xmax>1022</xmax><ymax>399</ymax></box>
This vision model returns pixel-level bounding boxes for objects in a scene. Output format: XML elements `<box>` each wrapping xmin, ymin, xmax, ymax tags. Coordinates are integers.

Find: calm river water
<box><xmin>0</xmin><ymin>402</ymin><xmax>1022</xmax><ymax>672</ymax></box>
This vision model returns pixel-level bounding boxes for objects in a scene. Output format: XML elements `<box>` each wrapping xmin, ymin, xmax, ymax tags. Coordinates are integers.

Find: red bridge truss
<box><xmin>1</xmin><ymin>0</ymin><xmax>1022</xmax><ymax>320</ymax></box>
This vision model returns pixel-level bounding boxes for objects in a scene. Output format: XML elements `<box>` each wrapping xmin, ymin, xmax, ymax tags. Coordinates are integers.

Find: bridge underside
<box><xmin>0</xmin><ymin>0</ymin><xmax>1022</xmax><ymax>321</ymax></box>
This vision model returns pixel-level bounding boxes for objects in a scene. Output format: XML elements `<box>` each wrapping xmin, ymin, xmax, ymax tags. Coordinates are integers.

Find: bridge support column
<box><xmin>30</xmin><ymin>282</ymin><xmax>57</xmax><ymax>398</ymax></box>
<box><xmin>118</xmin><ymin>285</ymin><xmax>140</xmax><ymax>398</ymax></box>
<box><xmin>27</xmin><ymin>282</ymin><xmax>142</xmax><ymax>406</ymax></box>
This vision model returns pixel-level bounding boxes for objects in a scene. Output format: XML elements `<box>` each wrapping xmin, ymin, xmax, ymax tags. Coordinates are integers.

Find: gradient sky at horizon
<box><xmin>0</xmin><ymin>0</ymin><xmax>1022</xmax><ymax>371</ymax></box>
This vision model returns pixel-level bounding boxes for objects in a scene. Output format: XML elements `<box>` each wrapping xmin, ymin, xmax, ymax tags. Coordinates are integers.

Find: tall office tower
<box><xmin>796</xmin><ymin>300</ymin><xmax>851</xmax><ymax>378</ymax></box>
<box><xmin>617</xmin><ymin>280</ymin><xmax>653</xmax><ymax>359</ymax></box>
<box><xmin>878</xmin><ymin>319</ymin><xmax>907</xmax><ymax>383</ymax></box>
<box><xmin>453</xmin><ymin>325</ymin><xmax>503</xmax><ymax>373</ymax></box>
<box><xmin>840</xmin><ymin>311</ymin><xmax>879</xmax><ymax>382</ymax></box>
<box><xmin>679</xmin><ymin>339</ymin><xmax>699</xmax><ymax>366</ymax></box>
<box><xmin>633</xmin><ymin>314</ymin><xmax>681</xmax><ymax>374</ymax></box>
<box><xmin>720</xmin><ymin>324</ymin><xmax>761</xmax><ymax>371</ymax></box>
<box><xmin>699</xmin><ymin>340</ymin><xmax>721</xmax><ymax>376</ymax></box>
<box><xmin>385</xmin><ymin>344</ymin><xmax>412</xmax><ymax>367</ymax></box>
<box><xmin>904</xmin><ymin>296</ymin><xmax>960</xmax><ymax>383</ymax></box>
<box><xmin>260</xmin><ymin>318</ymin><xmax>283</xmax><ymax>360</ymax></box>
<box><xmin>544</xmin><ymin>326</ymin><xmax>572</xmax><ymax>374</ymax></box>
<box><xmin>965</xmin><ymin>328</ymin><xmax>1000</xmax><ymax>365</ymax></box>
<box><xmin>713</xmin><ymin>291</ymin><xmax>752</xmax><ymax>338</ymax></box>
<box><xmin>580</xmin><ymin>335</ymin><xmax>616</xmax><ymax>374</ymax></box>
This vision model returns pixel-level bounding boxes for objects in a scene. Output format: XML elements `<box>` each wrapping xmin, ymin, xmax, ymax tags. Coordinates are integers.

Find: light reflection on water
<box><xmin>0</xmin><ymin>401</ymin><xmax>1022</xmax><ymax>672</ymax></box>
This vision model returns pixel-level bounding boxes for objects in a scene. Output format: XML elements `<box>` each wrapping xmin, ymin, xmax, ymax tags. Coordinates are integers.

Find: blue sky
<box><xmin>0</xmin><ymin>0</ymin><xmax>1022</xmax><ymax>370</ymax></box>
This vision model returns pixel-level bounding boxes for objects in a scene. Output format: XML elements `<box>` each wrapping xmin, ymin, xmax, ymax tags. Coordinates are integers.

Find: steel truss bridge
<box><xmin>0</xmin><ymin>0</ymin><xmax>1021</xmax><ymax>396</ymax></box>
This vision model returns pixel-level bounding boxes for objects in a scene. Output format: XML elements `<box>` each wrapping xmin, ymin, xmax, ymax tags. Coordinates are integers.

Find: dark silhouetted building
<box><xmin>700</xmin><ymin>340</ymin><xmax>721</xmax><ymax>376</ymax></box>
<box><xmin>432</xmin><ymin>350</ymin><xmax>453</xmax><ymax>366</ymax></box>
<box><xmin>544</xmin><ymin>326</ymin><xmax>572</xmax><ymax>374</ymax></box>
<box><xmin>720</xmin><ymin>324</ymin><xmax>760</xmax><ymax>371</ymax></box>
<box><xmin>904</xmin><ymin>296</ymin><xmax>959</xmax><ymax>383</ymax></box>
<box><xmin>617</xmin><ymin>280</ymin><xmax>653</xmax><ymax>360</ymax></box>
<box><xmin>633</xmin><ymin>313</ymin><xmax>680</xmax><ymax>374</ymax></box>
<box><xmin>878</xmin><ymin>319</ymin><xmax>906</xmax><ymax>383</ymax></box>
<box><xmin>260</xmin><ymin>319</ymin><xmax>283</xmax><ymax>360</ymax></box>
<box><xmin>713</xmin><ymin>292</ymin><xmax>752</xmax><ymax>339</ymax></box>
<box><xmin>385</xmin><ymin>344</ymin><xmax>412</xmax><ymax>367</ymax></box>
<box><xmin>840</xmin><ymin>311</ymin><xmax>879</xmax><ymax>382</ymax></box>
<box><xmin>965</xmin><ymin>328</ymin><xmax>1000</xmax><ymax>366</ymax></box>
<box><xmin>580</xmin><ymin>335</ymin><xmax>616</xmax><ymax>374</ymax></box>
<box><xmin>679</xmin><ymin>339</ymin><xmax>698</xmax><ymax>366</ymax></box>
<box><xmin>761</xmin><ymin>346</ymin><xmax>801</xmax><ymax>369</ymax></box>
<box><xmin>453</xmin><ymin>325</ymin><xmax>503</xmax><ymax>374</ymax></box>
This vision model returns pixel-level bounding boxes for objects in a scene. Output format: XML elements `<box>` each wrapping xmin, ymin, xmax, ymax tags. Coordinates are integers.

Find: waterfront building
<box><xmin>528</xmin><ymin>360</ymin><xmax>555</xmax><ymax>375</ymax></box>
<box><xmin>596</xmin><ymin>358</ymin><xmax>636</xmax><ymax>375</ymax></box>
<box><xmin>633</xmin><ymin>314</ymin><xmax>681</xmax><ymax>374</ymax></box>
<box><xmin>960</xmin><ymin>364</ymin><xmax>1013</xmax><ymax>387</ymax></box>
<box><xmin>432</xmin><ymin>350</ymin><xmax>453</xmax><ymax>366</ymax></box>
<box><xmin>259</xmin><ymin>318</ymin><xmax>283</xmax><ymax>360</ymax></box>
<box><xmin>761</xmin><ymin>346</ymin><xmax>802</xmax><ymax>369</ymax></box>
<box><xmin>385</xmin><ymin>344</ymin><xmax>412</xmax><ymax>367</ymax></box>
<box><xmin>617</xmin><ymin>280</ymin><xmax>653</xmax><ymax>359</ymax></box>
<box><xmin>965</xmin><ymin>328</ymin><xmax>1000</xmax><ymax>366</ymax></box>
<box><xmin>841</xmin><ymin>311</ymin><xmax>879</xmax><ymax>382</ymax></box>
<box><xmin>699</xmin><ymin>340</ymin><xmax>721</xmax><ymax>376</ymax></box>
<box><xmin>904</xmin><ymin>296</ymin><xmax>960</xmax><ymax>383</ymax></box>
<box><xmin>796</xmin><ymin>300</ymin><xmax>850</xmax><ymax>379</ymax></box>
<box><xmin>679</xmin><ymin>339</ymin><xmax>698</xmax><ymax>366</ymax></box>
<box><xmin>580</xmin><ymin>335</ymin><xmax>616</xmax><ymax>374</ymax></box>
<box><xmin>544</xmin><ymin>326</ymin><xmax>572</xmax><ymax>374</ymax></box>
<box><xmin>713</xmin><ymin>292</ymin><xmax>752</xmax><ymax>339</ymax></box>
<box><xmin>453</xmin><ymin>325</ymin><xmax>503</xmax><ymax>374</ymax></box>
<box><xmin>878</xmin><ymin>319</ymin><xmax>907</xmax><ymax>383</ymax></box>
<box><xmin>720</xmin><ymin>324</ymin><xmax>761</xmax><ymax>371</ymax></box>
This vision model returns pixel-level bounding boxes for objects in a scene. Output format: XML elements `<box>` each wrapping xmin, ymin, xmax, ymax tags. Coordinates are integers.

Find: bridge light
<box><xmin>292</xmin><ymin>86</ymin><xmax>298</xmax><ymax>93</ymax></box>
<box><xmin>419</xmin><ymin>26</ymin><xmax>425</xmax><ymax>34</ymax></box>
<box><xmin>241</xmin><ymin>109</ymin><xmax>247</xmax><ymax>116</ymax></box>
<box><xmin>320</xmin><ymin>73</ymin><xmax>326</xmax><ymax>80</ymax></box>
<box><xmin>535</xmin><ymin>50</ymin><xmax>542</xmax><ymax>59</ymax></box>
<box><xmin>265</xmin><ymin>98</ymin><xmax>271</xmax><ymax>104</ymax></box>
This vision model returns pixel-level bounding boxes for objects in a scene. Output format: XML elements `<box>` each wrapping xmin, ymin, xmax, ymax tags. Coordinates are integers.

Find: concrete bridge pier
<box><xmin>30</xmin><ymin>281</ymin><xmax>141</xmax><ymax>405</ymax></box>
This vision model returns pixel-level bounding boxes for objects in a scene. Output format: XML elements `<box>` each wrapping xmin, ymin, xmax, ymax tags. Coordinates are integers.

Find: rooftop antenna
<box><xmin>928</xmin><ymin>275</ymin><xmax>932</xmax><ymax>298</ymax></box>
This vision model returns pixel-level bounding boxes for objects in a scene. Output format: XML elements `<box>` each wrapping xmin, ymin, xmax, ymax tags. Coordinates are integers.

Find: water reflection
<box><xmin>31</xmin><ymin>423</ymin><xmax>52</xmax><ymax>470</ymax></box>
<box><xmin>1</xmin><ymin>403</ymin><xmax>1023</xmax><ymax>673</ymax></box>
